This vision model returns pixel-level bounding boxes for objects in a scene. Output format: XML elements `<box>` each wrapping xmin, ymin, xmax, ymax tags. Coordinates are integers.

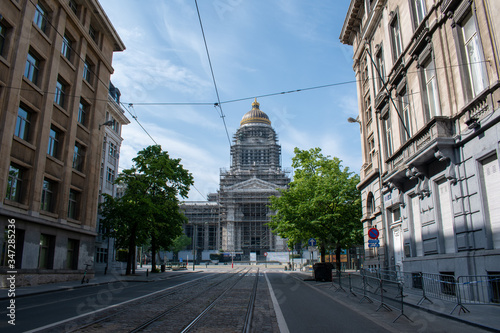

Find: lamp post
<box><xmin>99</xmin><ymin>119</ymin><xmax>114</xmax><ymax>130</ymax></box>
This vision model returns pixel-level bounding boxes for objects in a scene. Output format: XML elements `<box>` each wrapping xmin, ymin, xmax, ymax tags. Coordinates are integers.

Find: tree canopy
<box><xmin>100</xmin><ymin>145</ymin><xmax>194</xmax><ymax>274</ymax></box>
<box><xmin>269</xmin><ymin>148</ymin><xmax>362</xmax><ymax>267</ymax></box>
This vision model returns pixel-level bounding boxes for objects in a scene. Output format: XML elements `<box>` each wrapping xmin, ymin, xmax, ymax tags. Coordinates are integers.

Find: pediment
<box><xmin>226</xmin><ymin>177</ymin><xmax>281</xmax><ymax>192</ymax></box>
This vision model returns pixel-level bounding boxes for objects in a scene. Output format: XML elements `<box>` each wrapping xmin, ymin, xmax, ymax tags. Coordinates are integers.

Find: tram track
<box><xmin>40</xmin><ymin>269</ymin><xmax>245</xmax><ymax>332</ymax></box>
<box><xmin>179</xmin><ymin>268</ymin><xmax>259</xmax><ymax>333</ymax></box>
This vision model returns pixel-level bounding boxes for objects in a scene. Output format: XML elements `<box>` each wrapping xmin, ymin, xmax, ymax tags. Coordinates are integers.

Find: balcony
<box><xmin>385</xmin><ymin>117</ymin><xmax>455</xmax><ymax>181</ymax></box>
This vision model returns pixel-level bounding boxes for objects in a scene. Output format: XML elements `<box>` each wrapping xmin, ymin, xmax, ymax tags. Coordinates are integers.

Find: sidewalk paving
<box><xmin>0</xmin><ymin>265</ymin><xmax>194</xmax><ymax>300</ymax></box>
<box><xmin>295</xmin><ymin>271</ymin><xmax>500</xmax><ymax>333</ymax></box>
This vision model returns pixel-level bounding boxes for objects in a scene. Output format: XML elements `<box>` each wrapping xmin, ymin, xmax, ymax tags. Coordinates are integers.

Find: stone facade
<box><xmin>0</xmin><ymin>0</ymin><xmax>124</xmax><ymax>285</ymax></box>
<box><xmin>94</xmin><ymin>82</ymin><xmax>129</xmax><ymax>274</ymax></box>
<box><xmin>340</xmin><ymin>0</ymin><xmax>500</xmax><ymax>276</ymax></box>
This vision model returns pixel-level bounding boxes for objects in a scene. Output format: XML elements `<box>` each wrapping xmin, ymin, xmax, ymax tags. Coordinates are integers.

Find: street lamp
<box><xmin>347</xmin><ymin>116</ymin><xmax>360</xmax><ymax>124</ymax></box>
<box><xmin>99</xmin><ymin>120</ymin><xmax>114</xmax><ymax>130</ymax></box>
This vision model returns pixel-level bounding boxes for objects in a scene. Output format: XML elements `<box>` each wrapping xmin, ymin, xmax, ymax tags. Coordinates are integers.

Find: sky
<box><xmin>100</xmin><ymin>0</ymin><xmax>361</xmax><ymax>201</ymax></box>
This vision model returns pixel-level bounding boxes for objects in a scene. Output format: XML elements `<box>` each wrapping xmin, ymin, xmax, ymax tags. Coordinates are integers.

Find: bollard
<box><xmin>146</xmin><ymin>269</ymin><xmax>149</xmax><ymax>277</ymax></box>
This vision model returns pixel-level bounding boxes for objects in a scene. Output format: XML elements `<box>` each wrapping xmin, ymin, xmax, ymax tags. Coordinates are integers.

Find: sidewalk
<box><xmin>0</xmin><ymin>265</ymin><xmax>195</xmax><ymax>300</ymax></box>
<box><xmin>296</xmin><ymin>271</ymin><xmax>500</xmax><ymax>333</ymax></box>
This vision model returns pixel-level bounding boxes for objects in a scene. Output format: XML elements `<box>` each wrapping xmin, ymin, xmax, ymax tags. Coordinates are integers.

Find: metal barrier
<box><xmin>351</xmin><ymin>269</ymin><xmax>500</xmax><ymax>314</ymax></box>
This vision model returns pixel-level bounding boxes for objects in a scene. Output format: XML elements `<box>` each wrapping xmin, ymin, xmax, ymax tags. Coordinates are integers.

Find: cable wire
<box><xmin>194</xmin><ymin>0</ymin><xmax>231</xmax><ymax>146</ymax></box>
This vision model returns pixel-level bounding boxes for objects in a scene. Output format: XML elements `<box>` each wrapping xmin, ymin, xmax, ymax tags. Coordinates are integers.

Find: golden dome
<box><xmin>240</xmin><ymin>99</ymin><xmax>271</xmax><ymax>126</ymax></box>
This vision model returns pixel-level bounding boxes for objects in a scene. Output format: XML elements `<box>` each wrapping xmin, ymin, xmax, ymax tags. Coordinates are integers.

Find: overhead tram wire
<box><xmin>121</xmin><ymin>103</ymin><xmax>158</xmax><ymax>145</ymax></box>
<box><xmin>194</xmin><ymin>0</ymin><xmax>231</xmax><ymax>147</ymax></box>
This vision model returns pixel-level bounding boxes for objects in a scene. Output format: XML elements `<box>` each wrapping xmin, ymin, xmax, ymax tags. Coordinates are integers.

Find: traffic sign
<box><xmin>368</xmin><ymin>228</ymin><xmax>379</xmax><ymax>239</ymax></box>
<box><xmin>368</xmin><ymin>243</ymin><xmax>380</xmax><ymax>248</ymax></box>
<box><xmin>368</xmin><ymin>239</ymin><xmax>380</xmax><ymax>244</ymax></box>
<box><xmin>308</xmin><ymin>238</ymin><xmax>317</xmax><ymax>247</ymax></box>
<box><xmin>264</xmin><ymin>252</ymin><xmax>268</xmax><ymax>257</ymax></box>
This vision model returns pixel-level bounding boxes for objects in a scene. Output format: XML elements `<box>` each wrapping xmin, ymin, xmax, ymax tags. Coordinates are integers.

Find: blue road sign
<box><xmin>308</xmin><ymin>238</ymin><xmax>317</xmax><ymax>247</ymax></box>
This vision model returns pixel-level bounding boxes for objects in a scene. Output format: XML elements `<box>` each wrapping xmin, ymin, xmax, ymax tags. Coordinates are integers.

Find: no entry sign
<box><xmin>368</xmin><ymin>227</ymin><xmax>379</xmax><ymax>240</ymax></box>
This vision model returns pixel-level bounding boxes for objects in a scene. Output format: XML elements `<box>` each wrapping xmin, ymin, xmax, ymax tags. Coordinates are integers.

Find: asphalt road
<box><xmin>0</xmin><ymin>273</ymin><xmax>211</xmax><ymax>333</ymax></box>
<box><xmin>1</xmin><ymin>270</ymin><xmax>493</xmax><ymax>333</ymax></box>
<box><xmin>266</xmin><ymin>272</ymin><xmax>391</xmax><ymax>333</ymax></box>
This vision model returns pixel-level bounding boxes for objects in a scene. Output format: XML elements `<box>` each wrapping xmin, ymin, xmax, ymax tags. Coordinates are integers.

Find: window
<box><xmin>411</xmin><ymin>0</ymin><xmax>427</xmax><ymax>29</ymax></box>
<box><xmin>0</xmin><ymin>21</ymin><xmax>7</xmax><ymax>57</ymax></box>
<box><xmin>83</xmin><ymin>58</ymin><xmax>93</xmax><ymax>83</ymax></box>
<box><xmin>399</xmin><ymin>89</ymin><xmax>412</xmax><ymax>142</ymax></box>
<box><xmin>375</xmin><ymin>46</ymin><xmax>386</xmax><ymax>91</ymax></box>
<box><xmin>78</xmin><ymin>100</ymin><xmax>88</xmax><ymax>126</ymax></box>
<box><xmin>459</xmin><ymin>12</ymin><xmax>488</xmax><ymax>97</ymax></box>
<box><xmin>390</xmin><ymin>12</ymin><xmax>403</xmax><ymax>60</ymax></box>
<box><xmin>47</xmin><ymin>127</ymin><xmax>60</xmax><ymax>158</ymax></box>
<box><xmin>15</xmin><ymin>106</ymin><xmax>31</xmax><ymax>141</ymax></box>
<box><xmin>109</xmin><ymin>142</ymin><xmax>117</xmax><ymax>158</ymax></box>
<box><xmin>95</xmin><ymin>247</ymin><xmax>108</xmax><ymax>263</ymax></box>
<box><xmin>422</xmin><ymin>59</ymin><xmax>440</xmax><ymax>119</ymax></box>
<box><xmin>33</xmin><ymin>3</ymin><xmax>48</xmax><ymax>33</ymax></box>
<box><xmin>39</xmin><ymin>234</ymin><xmax>55</xmax><ymax>269</ymax></box>
<box><xmin>382</xmin><ymin>110</ymin><xmax>393</xmax><ymax>158</ymax></box>
<box><xmin>6</xmin><ymin>164</ymin><xmax>23</xmax><ymax>202</ymax></box>
<box><xmin>68</xmin><ymin>190</ymin><xmax>79</xmax><ymax>220</ymax></box>
<box><xmin>106</xmin><ymin>167</ymin><xmax>115</xmax><ymax>184</ymax></box>
<box><xmin>89</xmin><ymin>25</ymin><xmax>97</xmax><ymax>43</ymax></box>
<box><xmin>61</xmin><ymin>33</ymin><xmax>71</xmax><ymax>60</ymax></box>
<box><xmin>364</xmin><ymin>96</ymin><xmax>372</xmax><ymax>123</ymax></box>
<box><xmin>25</xmin><ymin>51</ymin><xmax>40</xmax><ymax>85</ymax></box>
<box><xmin>54</xmin><ymin>78</ymin><xmax>66</xmax><ymax>108</ymax></box>
<box><xmin>367</xmin><ymin>135</ymin><xmax>375</xmax><ymax>164</ymax></box>
<box><xmin>73</xmin><ymin>143</ymin><xmax>85</xmax><ymax>172</ymax></box>
<box><xmin>68</xmin><ymin>0</ymin><xmax>77</xmax><ymax>14</ymax></box>
<box><xmin>1</xmin><ymin>228</ymin><xmax>24</xmax><ymax>268</ymax></box>
<box><xmin>41</xmin><ymin>178</ymin><xmax>55</xmax><ymax>212</ymax></box>
<box><xmin>366</xmin><ymin>192</ymin><xmax>375</xmax><ymax>216</ymax></box>
<box><xmin>66</xmin><ymin>239</ymin><xmax>79</xmax><ymax>269</ymax></box>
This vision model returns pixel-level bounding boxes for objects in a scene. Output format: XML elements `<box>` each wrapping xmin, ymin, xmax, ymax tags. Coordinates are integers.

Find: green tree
<box><xmin>269</xmin><ymin>148</ymin><xmax>362</xmax><ymax>271</ymax></box>
<box><xmin>169</xmin><ymin>234</ymin><xmax>192</xmax><ymax>261</ymax></box>
<box><xmin>100</xmin><ymin>145</ymin><xmax>193</xmax><ymax>275</ymax></box>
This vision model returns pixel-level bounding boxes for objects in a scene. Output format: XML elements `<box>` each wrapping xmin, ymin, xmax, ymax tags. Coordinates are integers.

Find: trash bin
<box><xmin>313</xmin><ymin>263</ymin><xmax>333</xmax><ymax>282</ymax></box>
<box><xmin>161</xmin><ymin>264</ymin><xmax>165</xmax><ymax>272</ymax></box>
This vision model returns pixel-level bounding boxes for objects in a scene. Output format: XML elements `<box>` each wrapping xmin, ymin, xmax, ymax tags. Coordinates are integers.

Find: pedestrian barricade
<box><xmin>345</xmin><ymin>269</ymin><xmax>500</xmax><ymax>315</ymax></box>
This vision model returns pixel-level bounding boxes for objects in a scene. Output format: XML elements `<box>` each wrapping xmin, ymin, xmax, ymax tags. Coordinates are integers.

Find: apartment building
<box><xmin>0</xmin><ymin>0</ymin><xmax>124</xmax><ymax>285</ymax></box>
<box><xmin>340</xmin><ymin>0</ymin><xmax>500</xmax><ymax>277</ymax></box>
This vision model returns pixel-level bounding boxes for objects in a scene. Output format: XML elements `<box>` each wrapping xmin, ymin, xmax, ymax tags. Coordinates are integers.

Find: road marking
<box><xmin>24</xmin><ymin>274</ymin><xmax>212</xmax><ymax>333</ymax></box>
<box><xmin>265</xmin><ymin>272</ymin><xmax>290</xmax><ymax>333</ymax></box>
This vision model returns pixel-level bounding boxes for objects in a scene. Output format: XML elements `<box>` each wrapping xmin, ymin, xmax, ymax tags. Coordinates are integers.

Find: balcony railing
<box><xmin>386</xmin><ymin>117</ymin><xmax>454</xmax><ymax>173</ymax></box>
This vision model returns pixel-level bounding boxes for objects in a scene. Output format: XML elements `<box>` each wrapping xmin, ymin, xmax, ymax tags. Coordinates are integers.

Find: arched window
<box><xmin>367</xmin><ymin>192</ymin><xmax>375</xmax><ymax>216</ymax></box>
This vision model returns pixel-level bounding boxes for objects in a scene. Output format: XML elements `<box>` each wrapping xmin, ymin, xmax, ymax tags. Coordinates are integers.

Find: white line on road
<box><xmin>24</xmin><ymin>274</ymin><xmax>212</xmax><ymax>333</ymax></box>
<box><xmin>265</xmin><ymin>272</ymin><xmax>290</xmax><ymax>333</ymax></box>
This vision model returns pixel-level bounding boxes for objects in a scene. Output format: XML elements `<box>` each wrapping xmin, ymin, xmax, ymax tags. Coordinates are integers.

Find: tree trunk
<box><xmin>126</xmin><ymin>240</ymin><xmax>134</xmax><ymax>275</ymax></box>
<box><xmin>335</xmin><ymin>244</ymin><xmax>342</xmax><ymax>274</ymax></box>
<box><xmin>320</xmin><ymin>243</ymin><xmax>326</xmax><ymax>262</ymax></box>
<box><xmin>151</xmin><ymin>235</ymin><xmax>157</xmax><ymax>272</ymax></box>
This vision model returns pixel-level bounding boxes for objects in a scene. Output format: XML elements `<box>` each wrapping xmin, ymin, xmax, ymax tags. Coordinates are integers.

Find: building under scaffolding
<box><xmin>180</xmin><ymin>100</ymin><xmax>290</xmax><ymax>261</ymax></box>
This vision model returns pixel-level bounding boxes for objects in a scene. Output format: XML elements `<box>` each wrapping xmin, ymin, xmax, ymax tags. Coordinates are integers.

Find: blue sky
<box><xmin>100</xmin><ymin>0</ymin><xmax>361</xmax><ymax>201</ymax></box>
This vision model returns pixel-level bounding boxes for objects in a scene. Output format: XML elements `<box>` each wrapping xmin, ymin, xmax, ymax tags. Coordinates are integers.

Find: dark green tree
<box><xmin>100</xmin><ymin>145</ymin><xmax>193</xmax><ymax>275</ymax></box>
<box><xmin>269</xmin><ymin>148</ymin><xmax>362</xmax><ymax>271</ymax></box>
<box><xmin>169</xmin><ymin>234</ymin><xmax>192</xmax><ymax>261</ymax></box>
